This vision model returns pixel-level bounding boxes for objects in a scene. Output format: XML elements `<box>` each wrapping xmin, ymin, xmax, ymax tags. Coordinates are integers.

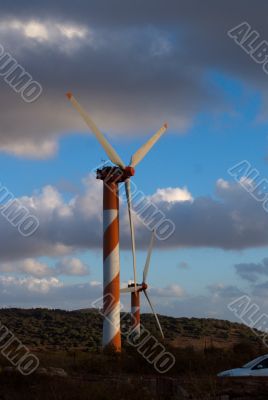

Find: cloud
<box><xmin>0</xmin><ymin>175</ymin><xmax>102</xmax><ymax>262</ymax></box>
<box><xmin>137</xmin><ymin>177</ymin><xmax>268</xmax><ymax>250</ymax></box>
<box><xmin>0</xmin><ymin>277</ymin><xmax>102</xmax><ymax>308</ymax></box>
<box><xmin>0</xmin><ymin>266</ymin><xmax>261</xmax><ymax>323</ymax></box>
<box><xmin>0</xmin><ymin>20</ymin><xmax>89</xmax><ymax>44</ymax></box>
<box><xmin>55</xmin><ymin>258</ymin><xmax>89</xmax><ymax>276</ymax></box>
<box><xmin>235</xmin><ymin>258</ymin><xmax>268</xmax><ymax>282</ymax></box>
<box><xmin>150</xmin><ymin>284</ymin><xmax>184</xmax><ymax>298</ymax></box>
<box><xmin>15</xmin><ymin>259</ymin><xmax>51</xmax><ymax>277</ymax></box>
<box><xmin>0</xmin><ymin>257</ymin><xmax>90</xmax><ymax>278</ymax></box>
<box><xmin>0</xmin><ymin>0</ymin><xmax>267</xmax><ymax>157</ymax></box>
<box><xmin>0</xmin><ymin>276</ymin><xmax>205</xmax><ymax>316</ymax></box>
<box><xmin>0</xmin><ymin>139</ymin><xmax>58</xmax><ymax>159</ymax></box>
<box><xmin>150</xmin><ymin>187</ymin><xmax>193</xmax><ymax>203</ymax></box>
<box><xmin>0</xmin><ymin>276</ymin><xmax>62</xmax><ymax>295</ymax></box>
<box><xmin>0</xmin><ymin>174</ymin><xmax>268</xmax><ymax>263</ymax></box>
<box><xmin>124</xmin><ymin>281</ymin><xmax>246</xmax><ymax>320</ymax></box>
<box><xmin>178</xmin><ymin>261</ymin><xmax>189</xmax><ymax>269</ymax></box>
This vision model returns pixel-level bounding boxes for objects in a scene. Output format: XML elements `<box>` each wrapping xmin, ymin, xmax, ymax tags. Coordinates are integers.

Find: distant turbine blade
<box><xmin>130</xmin><ymin>123</ymin><xmax>168</xmax><ymax>168</ymax></box>
<box><xmin>125</xmin><ymin>179</ymin><xmax>137</xmax><ymax>289</ymax></box>
<box><xmin>143</xmin><ymin>230</ymin><xmax>155</xmax><ymax>284</ymax></box>
<box><xmin>120</xmin><ymin>287</ymin><xmax>139</xmax><ymax>293</ymax></box>
<box><xmin>144</xmin><ymin>290</ymin><xmax>164</xmax><ymax>339</ymax></box>
<box><xmin>66</xmin><ymin>92</ymin><xmax>125</xmax><ymax>168</ymax></box>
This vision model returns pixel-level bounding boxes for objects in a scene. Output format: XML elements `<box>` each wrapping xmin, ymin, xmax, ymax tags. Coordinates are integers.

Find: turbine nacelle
<box><xmin>96</xmin><ymin>165</ymin><xmax>135</xmax><ymax>183</ymax></box>
<box><xmin>127</xmin><ymin>281</ymin><xmax>147</xmax><ymax>292</ymax></box>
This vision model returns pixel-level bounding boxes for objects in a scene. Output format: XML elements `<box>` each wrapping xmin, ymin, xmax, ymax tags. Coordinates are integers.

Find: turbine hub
<box><xmin>142</xmin><ymin>283</ymin><xmax>148</xmax><ymax>291</ymax></box>
<box><xmin>125</xmin><ymin>166</ymin><xmax>135</xmax><ymax>177</ymax></box>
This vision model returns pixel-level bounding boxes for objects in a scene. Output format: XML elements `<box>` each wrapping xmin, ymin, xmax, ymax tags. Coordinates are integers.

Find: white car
<box><xmin>218</xmin><ymin>355</ymin><xmax>268</xmax><ymax>377</ymax></box>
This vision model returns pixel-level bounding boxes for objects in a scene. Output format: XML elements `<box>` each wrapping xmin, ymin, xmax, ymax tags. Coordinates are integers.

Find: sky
<box><xmin>1</xmin><ymin>0</ymin><xmax>268</xmax><ymax>322</ymax></box>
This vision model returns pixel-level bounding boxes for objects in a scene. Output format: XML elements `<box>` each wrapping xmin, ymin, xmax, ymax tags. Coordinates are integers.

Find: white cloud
<box><xmin>0</xmin><ymin>257</ymin><xmax>89</xmax><ymax>278</ymax></box>
<box><xmin>0</xmin><ymin>277</ymin><xmax>102</xmax><ymax>309</ymax></box>
<box><xmin>56</xmin><ymin>23</ymin><xmax>88</xmax><ymax>39</ymax></box>
<box><xmin>239</xmin><ymin>177</ymin><xmax>255</xmax><ymax>190</ymax></box>
<box><xmin>216</xmin><ymin>179</ymin><xmax>230</xmax><ymax>190</ymax></box>
<box><xmin>0</xmin><ymin>271</ymin><xmax>260</xmax><ymax>322</ymax></box>
<box><xmin>23</xmin><ymin>21</ymin><xmax>49</xmax><ymax>41</ymax></box>
<box><xmin>25</xmin><ymin>185</ymin><xmax>72</xmax><ymax>218</ymax></box>
<box><xmin>0</xmin><ymin>275</ymin><xmax>185</xmax><ymax>312</ymax></box>
<box><xmin>1</xmin><ymin>139</ymin><xmax>58</xmax><ymax>160</ymax></box>
<box><xmin>56</xmin><ymin>258</ymin><xmax>89</xmax><ymax>276</ymax></box>
<box><xmin>0</xmin><ymin>174</ymin><xmax>266</xmax><ymax>264</ymax></box>
<box><xmin>150</xmin><ymin>284</ymin><xmax>185</xmax><ymax>298</ymax></box>
<box><xmin>0</xmin><ymin>276</ymin><xmax>62</xmax><ymax>294</ymax></box>
<box><xmin>3</xmin><ymin>20</ymin><xmax>48</xmax><ymax>41</ymax></box>
<box><xmin>0</xmin><ymin>19</ymin><xmax>89</xmax><ymax>45</ymax></box>
<box><xmin>90</xmin><ymin>280</ymin><xmax>101</xmax><ymax>287</ymax></box>
<box><xmin>21</xmin><ymin>259</ymin><xmax>51</xmax><ymax>277</ymax></box>
<box><xmin>150</xmin><ymin>187</ymin><xmax>193</xmax><ymax>203</ymax></box>
<box><xmin>0</xmin><ymin>259</ymin><xmax>50</xmax><ymax>278</ymax></box>
<box><xmin>25</xmin><ymin>277</ymin><xmax>62</xmax><ymax>293</ymax></box>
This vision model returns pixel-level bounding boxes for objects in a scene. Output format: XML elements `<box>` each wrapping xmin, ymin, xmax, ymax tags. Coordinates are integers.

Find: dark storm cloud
<box><xmin>0</xmin><ymin>0</ymin><xmax>267</xmax><ymax>157</ymax></box>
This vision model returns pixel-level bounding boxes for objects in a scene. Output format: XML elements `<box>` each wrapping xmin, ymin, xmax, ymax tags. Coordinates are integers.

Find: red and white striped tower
<box><xmin>122</xmin><ymin>231</ymin><xmax>165</xmax><ymax>339</ymax></box>
<box><xmin>98</xmin><ymin>168</ymin><xmax>122</xmax><ymax>352</ymax></box>
<box><xmin>131</xmin><ymin>291</ymin><xmax>140</xmax><ymax>337</ymax></box>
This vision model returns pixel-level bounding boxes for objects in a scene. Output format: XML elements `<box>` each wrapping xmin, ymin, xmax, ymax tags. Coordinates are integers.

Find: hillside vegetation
<box><xmin>0</xmin><ymin>308</ymin><xmax>267</xmax><ymax>399</ymax></box>
<box><xmin>0</xmin><ymin>308</ymin><xmax>262</xmax><ymax>351</ymax></box>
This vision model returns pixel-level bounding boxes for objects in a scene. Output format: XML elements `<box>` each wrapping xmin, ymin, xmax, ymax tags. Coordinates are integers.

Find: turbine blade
<box><xmin>130</xmin><ymin>123</ymin><xmax>168</xmax><ymax>168</ymax></box>
<box><xmin>125</xmin><ymin>179</ymin><xmax>137</xmax><ymax>289</ymax></box>
<box><xmin>144</xmin><ymin>290</ymin><xmax>164</xmax><ymax>339</ymax></box>
<box><xmin>66</xmin><ymin>92</ymin><xmax>125</xmax><ymax>168</ymax></box>
<box><xmin>143</xmin><ymin>230</ymin><xmax>155</xmax><ymax>284</ymax></box>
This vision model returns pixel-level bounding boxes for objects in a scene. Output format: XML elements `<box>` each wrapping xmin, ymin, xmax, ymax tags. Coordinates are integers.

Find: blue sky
<box><xmin>1</xmin><ymin>1</ymin><xmax>268</xmax><ymax>321</ymax></box>
<box><xmin>1</xmin><ymin>71</ymin><xmax>268</xmax><ymax>314</ymax></box>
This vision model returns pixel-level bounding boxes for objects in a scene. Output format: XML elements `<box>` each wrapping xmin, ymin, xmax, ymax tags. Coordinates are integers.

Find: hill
<box><xmin>0</xmin><ymin>308</ymin><xmax>262</xmax><ymax>351</ymax></box>
<box><xmin>0</xmin><ymin>308</ymin><xmax>267</xmax><ymax>399</ymax></box>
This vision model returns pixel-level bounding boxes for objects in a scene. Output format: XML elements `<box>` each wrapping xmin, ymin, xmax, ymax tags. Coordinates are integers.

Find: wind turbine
<box><xmin>66</xmin><ymin>92</ymin><xmax>167</xmax><ymax>351</ymax></box>
<box><xmin>121</xmin><ymin>231</ymin><xmax>164</xmax><ymax>339</ymax></box>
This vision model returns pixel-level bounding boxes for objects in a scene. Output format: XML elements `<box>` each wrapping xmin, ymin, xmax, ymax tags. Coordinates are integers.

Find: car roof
<box><xmin>258</xmin><ymin>354</ymin><xmax>268</xmax><ymax>360</ymax></box>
